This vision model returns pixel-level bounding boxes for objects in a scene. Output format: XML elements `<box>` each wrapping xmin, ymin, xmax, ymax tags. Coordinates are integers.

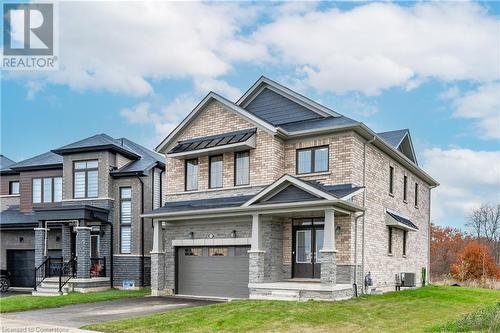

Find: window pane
<box><xmin>53</xmin><ymin>177</ymin><xmax>62</xmax><ymax>202</ymax></box>
<box><xmin>32</xmin><ymin>178</ymin><xmax>42</xmax><ymax>203</ymax></box>
<box><xmin>297</xmin><ymin>150</ymin><xmax>312</xmax><ymax>174</ymax></box>
<box><xmin>121</xmin><ymin>187</ymin><xmax>132</xmax><ymax>199</ymax></box>
<box><xmin>74</xmin><ymin>171</ymin><xmax>86</xmax><ymax>198</ymax></box>
<box><xmin>314</xmin><ymin>147</ymin><xmax>328</xmax><ymax>172</ymax></box>
<box><xmin>121</xmin><ymin>226</ymin><xmax>131</xmax><ymax>253</ymax></box>
<box><xmin>235</xmin><ymin>151</ymin><xmax>250</xmax><ymax>185</ymax></box>
<box><xmin>185</xmin><ymin>248</ymin><xmax>202</xmax><ymax>256</ymax></box>
<box><xmin>74</xmin><ymin>162</ymin><xmax>86</xmax><ymax>170</ymax></box>
<box><xmin>186</xmin><ymin>159</ymin><xmax>198</xmax><ymax>191</ymax></box>
<box><xmin>43</xmin><ymin>178</ymin><xmax>53</xmax><ymax>203</ymax></box>
<box><xmin>10</xmin><ymin>181</ymin><xmax>19</xmax><ymax>195</ymax></box>
<box><xmin>87</xmin><ymin>170</ymin><xmax>98</xmax><ymax>197</ymax></box>
<box><xmin>208</xmin><ymin>247</ymin><xmax>228</xmax><ymax>256</ymax></box>
<box><xmin>296</xmin><ymin>230</ymin><xmax>311</xmax><ymax>263</ymax></box>
<box><xmin>209</xmin><ymin>155</ymin><xmax>223</xmax><ymax>188</ymax></box>
<box><xmin>86</xmin><ymin>160</ymin><xmax>98</xmax><ymax>169</ymax></box>
<box><xmin>121</xmin><ymin>201</ymin><xmax>132</xmax><ymax>225</ymax></box>
<box><xmin>315</xmin><ymin>229</ymin><xmax>324</xmax><ymax>262</ymax></box>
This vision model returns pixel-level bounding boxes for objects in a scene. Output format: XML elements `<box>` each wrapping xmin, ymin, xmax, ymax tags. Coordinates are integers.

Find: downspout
<box><xmin>99</xmin><ymin>220</ymin><xmax>114</xmax><ymax>288</ymax></box>
<box><xmin>159</xmin><ymin>169</ymin><xmax>164</xmax><ymax>206</ymax></box>
<box><xmin>136</xmin><ymin>174</ymin><xmax>145</xmax><ymax>288</ymax></box>
<box><xmin>362</xmin><ymin>135</ymin><xmax>376</xmax><ymax>294</ymax></box>
<box><xmin>353</xmin><ymin>212</ymin><xmax>364</xmax><ymax>297</ymax></box>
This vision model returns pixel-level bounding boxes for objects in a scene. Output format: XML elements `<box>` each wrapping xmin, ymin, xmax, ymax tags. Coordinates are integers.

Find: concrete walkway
<box><xmin>1</xmin><ymin>296</ymin><xmax>218</xmax><ymax>330</ymax></box>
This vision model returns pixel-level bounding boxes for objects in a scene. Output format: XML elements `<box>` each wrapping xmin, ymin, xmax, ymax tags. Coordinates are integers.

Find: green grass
<box><xmin>431</xmin><ymin>302</ymin><xmax>500</xmax><ymax>332</ymax></box>
<box><xmin>84</xmin><ymin>286</ymin><xmax>500</xmax><ymax>333</ymax></box>
<box><xmin>0</xmin><ymin>288</ymin><xmax>149</xmax><ymax>313</ymax></box>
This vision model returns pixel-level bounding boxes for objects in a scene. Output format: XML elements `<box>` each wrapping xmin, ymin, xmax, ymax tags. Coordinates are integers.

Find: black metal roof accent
<box><xmin>387</xmin><ymin>211</ymin><xmax>419</xmax><ymax>230</ymax></box>
<box><xmin>168</xmin><ymin>128</ymin><xmax>257</xmax><ymax>154</ymax></box>
<box><xmin>35</xmin><ymin>205</ymin><xmax>109</xmax><ymax>222</ymax></box>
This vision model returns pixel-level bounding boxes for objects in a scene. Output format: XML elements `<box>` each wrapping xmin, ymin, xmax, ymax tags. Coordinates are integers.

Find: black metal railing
<box><xmin>48</xmin><ymin>257</ymin><xmax>63</xmax><ymax>276</ymax></box>
<box><xmin>59</xmin><ymin>257</ymin><xmax>77</xmax><ymax>292</ymax></box>
<box><xmin>34</xmin><ymin>257</ymin><xmax>50</xmax><ymax>291</ymax></box>
<box><xmin>90</xmin><ymin>257</ymin><xmax>106</xmax><ymax>278</ymax></box>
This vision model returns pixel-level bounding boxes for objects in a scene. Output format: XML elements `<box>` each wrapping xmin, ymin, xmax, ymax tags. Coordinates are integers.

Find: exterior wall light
<box><xmin>188</xmin><ymin>231</ymin><xmax>194</xmax><ymax>239</ymax></box>
<box><xmin>335</xmin><ymin>225</ymin><xmax>341</xmax><ymax>234</ymax></box>
<box><xmin>230</xmin><ymin>230</ymin><xmax>237</xmax><ymax>238</ymax></box>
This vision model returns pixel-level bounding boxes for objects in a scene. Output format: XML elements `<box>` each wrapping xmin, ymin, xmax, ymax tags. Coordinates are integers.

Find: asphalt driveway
<box><xmin>1</xmin><ymin>296</ymin><xmax>218</xmax><ymax>330</ymax></box>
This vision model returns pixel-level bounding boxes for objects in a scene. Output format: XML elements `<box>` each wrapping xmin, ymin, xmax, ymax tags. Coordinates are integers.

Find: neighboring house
<box><xmin>0</xmin><ymin>134</ymin><xmax>164</xmax><ymax>294</ymax></box>
<box><xmin>146</xmin><ymin>77</ymin><xmax>439</xmax><ymax>301</ymax></box>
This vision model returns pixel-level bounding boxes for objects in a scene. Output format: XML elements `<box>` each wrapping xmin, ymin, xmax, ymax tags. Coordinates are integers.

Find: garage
<box><xmin>6</xmin><ymin>249</ymin><xmax>61</xmax><ymax>288</ymax></box>
<box><xmin>177</xmin><ymin>246</ymin><xmax>250</xmax><ymax>298</ymax></box>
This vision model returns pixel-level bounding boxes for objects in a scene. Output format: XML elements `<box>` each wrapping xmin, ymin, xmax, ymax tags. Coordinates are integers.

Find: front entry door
<box><xmin>293</xmin><ymin>219</ymin><xmax>324</xmax><ymax>279</ymax></box>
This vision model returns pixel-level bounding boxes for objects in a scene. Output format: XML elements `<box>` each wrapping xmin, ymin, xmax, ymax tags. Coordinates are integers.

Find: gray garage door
<box><xmin>6</xmin><ymin>250</ymin><xmax>61</xmax><ymax>288</ymax></box>
<box><xmin>177</xmin><ymin>246</ymin><xmax>250</xmax><ymax>298</ymax></box>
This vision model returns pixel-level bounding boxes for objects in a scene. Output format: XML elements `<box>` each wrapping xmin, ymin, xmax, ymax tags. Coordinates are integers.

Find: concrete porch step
<box><xmin>32</xmin><ymin>287</ymin><xmax>64</xmax><ymax>296</ymax></box>
<box><xmin>251</xmin><ymin>289</ymin><xmax>300</xmax><ymax>301</ymax></box>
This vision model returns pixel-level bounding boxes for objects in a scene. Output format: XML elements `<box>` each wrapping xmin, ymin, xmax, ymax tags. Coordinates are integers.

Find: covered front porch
<box><xmin>33</xmin><ymin>205</ymin><xmax>112</xmax><ymax>295</ymax></box>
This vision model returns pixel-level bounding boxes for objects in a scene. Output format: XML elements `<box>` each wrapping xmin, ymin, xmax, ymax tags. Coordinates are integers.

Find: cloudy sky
<box><xmin>2</xmin><ymin>1</ymin><xmax>499</xmax><ymax>229</ymax></box>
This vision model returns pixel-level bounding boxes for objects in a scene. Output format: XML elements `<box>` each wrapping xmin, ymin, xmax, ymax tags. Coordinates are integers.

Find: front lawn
<box><xmin>0</xmin><ymin>288</ymin><xmax>149</xmax><ymax>313</ymax></box>
<box><xmin>85</xmin><ymin>286</ymin><xmax>499</xmax><ymax>333</ymax></box>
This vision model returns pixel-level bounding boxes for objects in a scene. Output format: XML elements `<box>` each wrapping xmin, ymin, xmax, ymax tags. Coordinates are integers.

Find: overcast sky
<box><xmin>2</xmin><ymin>1</ymin><xmax>499</xmax><ymax>230</ymax></box>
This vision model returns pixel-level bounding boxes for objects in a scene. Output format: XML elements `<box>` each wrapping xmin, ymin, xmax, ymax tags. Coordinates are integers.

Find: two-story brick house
<box><xmin>0</xmin><ymin>134</ymin><xmax>164</xmax><ymax>294</ymax></box>
<box><xmin>146</xmin><ymin>77</ymin><xmax>438</xmax><ymax>300</ymax></box>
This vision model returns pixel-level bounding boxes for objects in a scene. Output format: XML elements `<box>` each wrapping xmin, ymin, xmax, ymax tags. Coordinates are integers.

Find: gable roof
<box><xmin>377</xmin><ymin>129</ymin><xmax>417</xmax><ymax>164</ymax></box>
<box><xmin>237</xmin><ymin>76</ymin><xmax>340</xmax><ymax>118</ymax></box>
<box><xmin>52</xmin><ymin>133</ymin><xmax>140</xmax><ymax>159</ymax></box>
<box><xmin>10</xmin><ymin>151</ymin><xmax>63</xmax><ymax>171</ymax></box>
<box><xmin>155</xmin><ymin>92</ymin><xmax>278</xmax><ymax>153</ymax></box>
<box><xmin>110</xmin><ymin>138</ymin><xmax>165</xmax><ymax>176</ymax></box>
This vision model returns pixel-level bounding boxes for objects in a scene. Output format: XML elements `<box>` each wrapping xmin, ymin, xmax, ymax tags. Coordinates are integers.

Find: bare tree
<box><xmin>466</xmin><ymin>203</ymin><xmax>500</xmax><ymax>264</ymax></box>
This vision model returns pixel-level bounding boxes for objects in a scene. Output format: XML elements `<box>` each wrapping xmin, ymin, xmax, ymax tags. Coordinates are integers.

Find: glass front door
<box><xmin>293</xmin><ymin>218</ymin><xmax>324</xmax><ymax>279</ymax></box>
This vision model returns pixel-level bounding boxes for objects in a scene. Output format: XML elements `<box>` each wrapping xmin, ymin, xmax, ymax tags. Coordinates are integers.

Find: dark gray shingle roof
<box><xmin>377</xmin><ymin>129</ymin><xmax>409</xmax><ymax>148</ymax></box>
<box><xmin>52</xmin><ymin>134</ymin><xmax>140</xmax><ymax>159</ymax></box>
<box><xmin>168</xmin><ymin>128</ymin><xmax>257</xmax><ymax>155</ymax></box>
<box><xmin>151</xmin><ymin>195</ymin><xmax>255</xmax><ymax>214</ymax></box>
<box><xmin>305</xmin><ymin>181</ymin><xmax>363</xmax><ymax>199</ymax></box>
<box><xmin>245</xmin><ymin>88</ymin><xmax>323</xmax><ymax>126</ymax></box>
<box><xmin>0</xmin><ymin>206</ymin><xmax>37</xmax><ymax>227</ymax></box>
<box><xmin>0</xmin><ymin>155</ymin><xmax>18</xmax><ymax>174</ymax></box>
<box><xmin>10</xmin><ymin>151</ymin><xmax>63</xmax><ymax>171</ymax></box>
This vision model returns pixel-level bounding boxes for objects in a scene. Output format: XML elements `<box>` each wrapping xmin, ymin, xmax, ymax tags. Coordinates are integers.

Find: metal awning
<box><xmin>385</xmin><ymin>210</ymin><xmax>418</xmax><ymax>231</ymax></box>
<box><xmin>35</xmin><ymin>205</ymin><xmax>109</xmax><ymax>222</ymax></box>
<box><xmin>167</xmin><ymin>128</ymin><xmax>257</xmax><ymax>159</ymax></box>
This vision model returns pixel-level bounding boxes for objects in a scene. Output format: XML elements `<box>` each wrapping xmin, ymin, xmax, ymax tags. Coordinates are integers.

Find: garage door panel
<box><xmin>6</xmin><ymin>249</ymin><xmax>62</xmax><ymax>288</ymax></box>
<box><xmin>177</xmin><ymin>246</ymin><xmax>249</xmax><ymax>298</ymax></box>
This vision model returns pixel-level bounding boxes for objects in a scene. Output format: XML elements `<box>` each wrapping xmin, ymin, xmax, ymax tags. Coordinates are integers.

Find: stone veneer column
<box><xmin>34</xmin><ymin>227</ymin><xmax>48</xmax><ymax>268</ymax></box>
<box><xmin>151</xmin><ymin>220</ymin><xmax>167</xmax><ymax>296</ymax></box>
<box><xmin>249</xmin><ymin>214</ymin><xmax>266</xmax><ymax>283</ymax></box>
<box><xmin>76</xmin><ymin>226</ymin><xmax>91</xmax><ymax>279</ymax></box>
<box><xmin>320</xmin><ymin>208</ymin><xmax>337</xmax><ymax>285</ymax></box>
<box><xmin>61</xmin><ymin>224</ymin><xmax>72</xmax><ymax>262</ymax></box>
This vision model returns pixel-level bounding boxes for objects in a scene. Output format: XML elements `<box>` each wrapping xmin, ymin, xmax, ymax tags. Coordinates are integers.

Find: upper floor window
<box><xmin>296</xmin><ymin>146</ymin><xmax>329</xmax><ymax>174</ymax></box>
<box><xmin>403</xmin><ymin>230</ymin><xmax>408</xmax><ymax>256</ymax></box>
<box><xmin>388</xmin><ymin>227</ymin><xmax>393</xmax><ymax>254</ymax></box>
<box><xmin>209</xmin><ymin>155</ymin><xmax>223</xmax><ymax>189</ymax></box>
<box><xmin>120</xmin><ymin>187</ymin><xmax>132</xmax><ymax>254</ymax></box>
<box><xmin>74</xmin><ymin>160</ymin><xmax>98</xmax><ymax>198</ymax></box>
<box><xmin>403</xmin><ymin>175</ymin><xmax>408</xmax><ymax>202</ymax></box>
<box><xmin>414</xmin><ymin>183</ymin><xmax>419</xmax><ymax>207</ymax></box>
<box><xmin>389</xmin><ymin>166</ymin><xmax>394</xmax><ymax>195</ymax></box>
<box><xmin>33</xmin><ymin>177</ymin><xmax>62</xmax><ymax>203</ymax></box>
<box><xmin>9</xmin><ymin>181</ymin><xmax>19</xmax><ymax>195</ymax></box>
<box><xmin>235</xmin><ymin>151</ymin><xmax>250</xmax><ymax>186</ymax></box>
<box><xmin>185</xmin><ymin>158</ymin><xmax>198</xmax><ymax>191</ymax></box>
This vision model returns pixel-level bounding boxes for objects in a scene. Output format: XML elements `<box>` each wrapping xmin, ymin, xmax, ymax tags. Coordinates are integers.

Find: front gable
<box><xmin>258</xmin><ymin>184</ymin><xmax>322</xmax><ymax>204</ymax></box>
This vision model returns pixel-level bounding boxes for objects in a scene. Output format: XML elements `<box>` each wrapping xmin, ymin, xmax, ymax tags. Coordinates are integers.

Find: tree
<box><xmin>430</xmin><ymin>224</ymin><xmax>469</xmax><ymax>278</ymax></box>
<box><xmin>450</xmin><ymin>241</ymin><xmax>499</xmax><ymax>281</ymax></box>
<box><xmin>466</xmin><ymin>204</ymin><xmax>500</xmax><ymax>264</ymax></box>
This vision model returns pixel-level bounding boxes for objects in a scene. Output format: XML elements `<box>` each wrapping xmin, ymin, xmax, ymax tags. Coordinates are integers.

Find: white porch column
<box><xmin>151</xmin><ymin>220</ymin><xmax>166</xmax><ymax>296</ymax></box>
<box><xmin>249</xmin><ymin>214</ymin><xmax>265</xmax><ymax>283</ymax></box>
<box><xmin>320</xmin><ymin>208</ymin><xmax>337</xmax><ymax>285</ymax></box>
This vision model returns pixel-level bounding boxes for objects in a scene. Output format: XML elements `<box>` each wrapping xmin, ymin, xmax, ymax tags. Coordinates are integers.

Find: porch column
<box><xmin>61</xmin><ymin>224</ymin><xmax>72</xmax><ymax>262</ymax></box>
<box><xmin>76</xmin><ymin>226</ymin><xmax>92</xmax><ymax>279</ymax></box>
<box><xmin>320</xmin><ymin>208</ymin><xmax>337</xmax><ymax>285</ymax></box>
<box><xmin>34</xmin><ymin>225</ymin><xmax>48</xmax><ymax>268</ymax></box>
<box><xmin>249</xmin><ymin>214</ymin><xmax>265</xmax><ymax>283</ymax></box>
<box><xmin>151</xmin><ymin>220</ymin><xmax>166</xmax><ymax>296</ymax></box>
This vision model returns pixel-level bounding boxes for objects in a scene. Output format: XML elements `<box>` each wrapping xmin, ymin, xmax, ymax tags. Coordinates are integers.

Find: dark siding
<box><xmin>264</xmin><ymin>185</ymin><xmax>319</xmax><ymax>203</ymax></box>
<box><xmin>19</xmin><ymin>169</ymin><xmax>63</xmax><ymax>213</ymax></box>
<box><xmin>245</xmin><ymin>88</ymin><xmax>322</xmax><ymax>125</ymax></box>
